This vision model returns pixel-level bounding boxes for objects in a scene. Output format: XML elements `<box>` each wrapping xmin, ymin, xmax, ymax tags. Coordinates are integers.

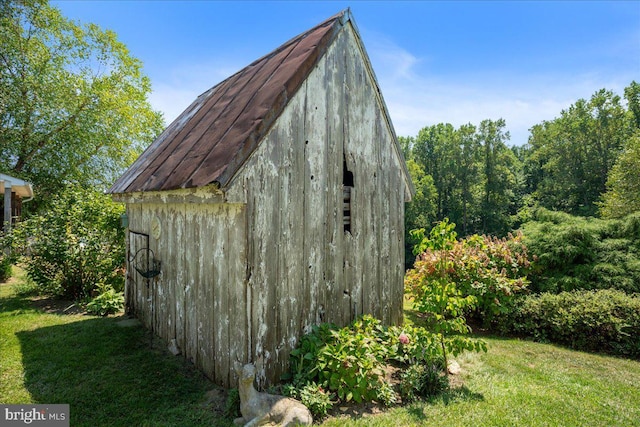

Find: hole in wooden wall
<box><xmin>343</xmin><ymin>155</ymin><xmax>354</xmax><ymax>234</ymax></box>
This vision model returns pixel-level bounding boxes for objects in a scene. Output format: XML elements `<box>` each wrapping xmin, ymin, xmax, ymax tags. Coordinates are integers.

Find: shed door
<box><xmin>127</xmin><ymin>231</ymin><xmax>151</xmax><ymax>323</ymax></box>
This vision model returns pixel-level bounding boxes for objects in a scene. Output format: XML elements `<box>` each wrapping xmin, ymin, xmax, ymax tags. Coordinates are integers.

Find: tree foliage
<box><xmin>0</xmin><ymin>0</ymin><xmax>163</xmax><ymax>199</ymax></box>
<box><xmin>524</xmin><ymin>87</ymin><xmax>634</xmax><ymax>216</ymax></box>
<box><xmin>401</xmin><ymin>83</ymin><xmax>638</xmax><ymax>257</ymax></box>
<box><xmin>403</xmin><ymin>158</ymin><xmax>437</xmax><ymax>266</ymax></box>
<box><xmin>403</xmin><ymin>119</ymin><xmax>521</xmax><ymax>245</ymax></box>
<box><xmin>600</xmin><ymin>131</ymin><xmax>640</xmax><ymax>218</ymax></box>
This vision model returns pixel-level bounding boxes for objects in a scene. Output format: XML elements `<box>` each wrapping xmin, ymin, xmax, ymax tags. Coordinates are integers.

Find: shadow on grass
<box><xmin>405</xmin><ymin>385</ymin><xmax>484</xmax><ymax>422</ymax></box>
<box><xmin>434</xmin><ymin>385</ymin><xmax>484</xmax><ymax>405</ymax></box>
<box><xmin>0</xmin><ymin>284</ymin><xmax>39</xmax><ymax>314</ymax></box>
<box><xmin>16</xmin><ymin>316</ymin><xmax>234</xmax><ymax>427</ymax></box>
<box><xmin>406</xmin><ymin>385</ymin><xmax>485</xmax><ymax>423</ymax></box>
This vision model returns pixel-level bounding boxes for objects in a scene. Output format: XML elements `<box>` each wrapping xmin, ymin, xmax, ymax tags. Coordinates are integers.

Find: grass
<box><xmin>0</xmin><ymin>268</ymin><xmax>232</xmax><ymax>426</ymax></box>
<box><xmin>2</xmin><ymin>271</ymin><xmax>640</xmax><ymax>426</ymax></box>
<box><xmin>321</xmin><ymin>339</ymin><xmax>640</xmax><ymax>426</ymax></box>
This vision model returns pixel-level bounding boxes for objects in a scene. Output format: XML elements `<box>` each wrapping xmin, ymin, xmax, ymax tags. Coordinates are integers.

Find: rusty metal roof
<box><xmin>110</xmin><ymin>11</ymin><xmax>349</xmax><ymax>194</ymax></box>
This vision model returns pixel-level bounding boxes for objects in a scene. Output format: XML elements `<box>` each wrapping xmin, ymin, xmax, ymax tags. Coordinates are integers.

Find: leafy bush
<box><xmin>399</xmin><ymin>363</ymin><xmax>449</xmax><ymax>402</ymax></box>
<box><xmin>496</xmin><ymin>289</ymin><xmax>640</xmax><ymax>358</ymax></box>
<box><xmin>0</xmin><ymin>255</ymin><xmax>12</xmax><ymax>282</ymax></box>
<box><xmin>0</xmin><ymin>232</ymin><xmax>19</xmax><ymax>283</ymax></box>
<box><xmin>306</xmin><ymin>317</ymin><xmax>391</xmax><ymax>403</ymax></box>
<box><xmin>521</xmin><ymin>208</ymin><xmax>640</xmax><ymax>293</ymax></box>
<box><xmin>406</xmin><ymin>219</ymin><xmax>519</xmax><ymax>362</ymax></box>
<box><xmin>11</xmin><ymin>186</ymin><xmax>125</xmax><ymax>299</ymax></box>
<box><xmin>284</xmin><ymin>382</ymin><xmax>334</xmax><ymax>419</ymax></box>
<box><xmin>286</xmin><ymin>316</ymin><xmax>449</xmax><ymax>407</ymax></box>
<box><xmin>384</xmin><ymin>324</ymin><xmax>444</xmax><ymax>365</ymax></box>
<box><xmin>86</xmin><ymin>286</ymin><xmax>124</xmax><ymax>316</ymax></box>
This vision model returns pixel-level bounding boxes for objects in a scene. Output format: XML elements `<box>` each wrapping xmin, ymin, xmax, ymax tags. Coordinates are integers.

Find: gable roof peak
<box><xmin>109</xmin><ymin>9</ymin><xmax>414</xmax><ymax>200</ymax></box>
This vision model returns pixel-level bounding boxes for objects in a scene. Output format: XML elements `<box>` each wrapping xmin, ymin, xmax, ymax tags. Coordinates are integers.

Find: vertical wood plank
<box><xmin>159</xmin><ymin>203</ymin><xmax>176</xmax><ymax>341</ymax></box>
<box><xmin>185</xmin><ymin>206</ymin><xmax>202</xmax><ymax>373</ymax></box>
<box><xmin>324</xmin><ymin>29</ymin><xmax>346</xmax><ymax>326</ymax></box>
<box><xmin>287</xmin><ymin>90</ymin><xmax>306</xmax><ymax>355</ymax></box>
<box><xmin>228</xmin><ymin>204</ymin><xmax>248</xmax><ymax>385</ymax></box>
<box><xmin>378</xmin><ymin>115</ymin><xmax>392</xmax><ymax>325</ymax></box>
<box><xmin>304</xmin><ymin>72</ymin><xmax>327</xmax><ymax>330</ymax></box>
<box><xmin>140</xmin><ymin>205</ymin><xmax>153</xmax><ymax>328</ymax></box>
<box><xmin>155</xmin><ymin>203</ymin><xmax>165</xmax><ymax>341</ymax></box>
<box><xmin>212</xmin><ymin>204</ymin><xmax>229</xmax><ymax>385</ymax></box>
<box><xmin>344</xmin><ymin>33</ymin><xmax>369</xmax><ymax>320</ymax></box>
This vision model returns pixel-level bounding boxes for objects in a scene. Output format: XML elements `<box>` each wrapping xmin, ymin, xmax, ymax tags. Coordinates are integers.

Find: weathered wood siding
<box><xmin>121</xmin><ymin>22</ymin><xmax>407</xmax><ymax>388</ymax></box>
<box><xmin>225</xmin><ymin>23</ymin><xmax>407</xmax><ymax>386</ymax></box>
<box><xmin>124</xmin><ymin>195</ymin><xmax>247</xmax><ymax>388</ymax></box>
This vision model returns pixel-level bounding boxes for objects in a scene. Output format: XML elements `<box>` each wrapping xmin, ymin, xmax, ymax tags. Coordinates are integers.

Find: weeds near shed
<box><xmin>85</xmin><ymin>285</ymin><xmax>124</xmax><ymax>316</ymax></box>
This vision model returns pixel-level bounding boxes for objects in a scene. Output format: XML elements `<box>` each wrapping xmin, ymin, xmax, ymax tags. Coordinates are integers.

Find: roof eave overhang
<box><xmin>0</xmin><ymin>173</ymin><xmax>34</xmax><ymax>199</ymax></box>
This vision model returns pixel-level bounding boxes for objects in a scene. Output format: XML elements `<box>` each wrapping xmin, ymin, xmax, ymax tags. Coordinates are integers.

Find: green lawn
<box><xmin>321</xmin><ymin>339</ymin><xmax>640</xmax><ymax>427</ymax></box>
<box><xmin>0</xmin><ymin>270</ymin><xmax>231</xmax><ymax>427</ymax></box>
<box><xmin>2</xmin><ymin>272</ymin><xmax>639</xmax><ymax>427</ymax></box>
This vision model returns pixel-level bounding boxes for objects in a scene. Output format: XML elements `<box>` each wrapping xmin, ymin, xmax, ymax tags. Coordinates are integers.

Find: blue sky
<box><xmin>53</xmin><ymin>1</ymin><xmax>640</xmax><ymax>146</ymax></box>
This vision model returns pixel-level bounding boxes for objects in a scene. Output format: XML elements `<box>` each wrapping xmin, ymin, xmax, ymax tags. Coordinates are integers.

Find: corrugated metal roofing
<box><xmin>109</xmin><ymin>11</ymin><xmax>348</xmax><ymax>194</ymax></box>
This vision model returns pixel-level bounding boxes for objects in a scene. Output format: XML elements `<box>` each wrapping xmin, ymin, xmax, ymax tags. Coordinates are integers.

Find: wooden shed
<box><xmin>109</xmin><ymin>10</ymin><xmax>413</xmax><ymax>387</ymax></box>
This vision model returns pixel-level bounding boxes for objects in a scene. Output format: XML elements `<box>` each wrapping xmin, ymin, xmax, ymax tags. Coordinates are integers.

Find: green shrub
<box><xmin>399</xmin><ymin>363</ymin><xmax>449</xmax><ymax>402</ymax></box>
<box><xmin>384</xmin><ymin>324</ymin><xmax>444</xmax><ymax>365</ymax></box>
<box><xmin>521</xmin><ymin>208</ymin><xmax>640</xmax><ymax>293</ymax></box>
<box><xmin>374</xmin><ymin>380</ymin><xmax>398</xmax><ymax>406</ymax></box>
<box><xmin>313</xmin><ymin>317</ymin><xmax>390</xmax><ymax>403</ymax></box>
<box><xmin>407</xmin><ymin>221</ymin><xmax>530</xmax><ymax>325</ymax></box>
<box><xmin>86</xmin><ymin>286</ymin><xmax>124</xmax><ymax>316</ymax></box>
<box><xmin>284</xmin><ymin>382</ymin><xmax>334</xmax><ymax>419</ymax></box>
<box><xmin>286</xmin><ymin>315</ymin><xmax>446</xmax><ymax>407</ymax></box>
<box><xmin>406</xmin><ymin>220</ymin><xmax>517</xmax><ymax>366</ymax></box>
<box><xmin>497</xmin><ymin>289</ymin><xmax>640</xmax><ymax>358</ymax></box>
<box><xmin>0</xmin><ymin>255</ymin><xmax>12</xmax><ymax>282</ymax></box>
<box><xmin>11</xmin><ymin>186</ymin><xmax>125</xmax><ymax>299</ymax></box>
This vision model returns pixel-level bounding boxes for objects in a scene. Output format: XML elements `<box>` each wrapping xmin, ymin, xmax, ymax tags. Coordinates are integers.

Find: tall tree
<box><xmin>599</xmin><ymin>131</ymin><xmax>640</xmax><ymax>218</ymax></box>
<box><xmin>0</xmin><ymin>0</ymin><xmax>163</xmax><ymax>199</ymax></box>
<box><xmin>477</xmin><ymin>119</ymin><xmax>518</xmax><ymax>235</ymax></box>
<box><xmin>406</xmin><ymin>120</ymin><xmax>519</xmax><ymax>237</ymax></box>
<box><xmin>413</xmin><ymin>123</ymin><xmax>460</xmax><ymax>224</ymax></box>
<box><xmin>456</xmin><ymin>123</ymin><xmax>480</xmax><ymax>235</ymax></box>
<box><xmin>525</xmin><ymin>88</ymin><xmax>632</xmax><ymax>216</ymax></box>
<box><xmin>625</xmin><ymin>81</ymin><xmax>640</xmax><ymax>130</ymax></box>
<box><xmin>404</xmin><ymin>158</ymin><xmax>437</xmax><ymax>266</ymax></box>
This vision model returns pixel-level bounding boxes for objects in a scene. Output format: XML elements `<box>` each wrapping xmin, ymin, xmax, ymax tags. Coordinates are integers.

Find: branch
<box><xmin>13</xmin><ymin>96</ymin><xmax>93</xmax><ymax>172</ymax></box>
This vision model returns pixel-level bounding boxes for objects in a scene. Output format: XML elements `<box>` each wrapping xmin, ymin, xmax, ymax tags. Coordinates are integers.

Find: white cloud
<box><xmin>365</xmin><ymin>34</ymin><xmax>635</xmax><ymax>146</ymax></box>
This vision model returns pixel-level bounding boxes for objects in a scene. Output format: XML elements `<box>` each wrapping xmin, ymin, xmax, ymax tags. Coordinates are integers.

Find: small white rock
<box><xmin>447</xmin><ymin>360</ymin><xmax>461</xmax><ymax>375</ymax></box>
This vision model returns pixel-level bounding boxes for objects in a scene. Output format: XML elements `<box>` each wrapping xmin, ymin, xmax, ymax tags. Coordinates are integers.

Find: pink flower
<box><xmin>398</xmin><ymin>333</ymin><xmax>410</xmax><ymax>345</ymax></box>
